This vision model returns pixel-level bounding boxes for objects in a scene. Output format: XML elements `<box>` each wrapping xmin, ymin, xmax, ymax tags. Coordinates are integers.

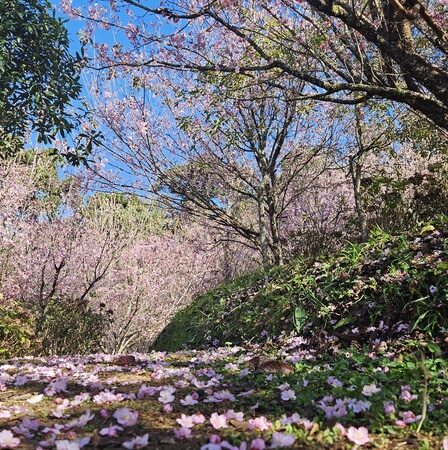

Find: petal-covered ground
<box><xmin>0</xmin><ymin>338</ymin><xmax>447</xmax><ymax>449</ymax></box>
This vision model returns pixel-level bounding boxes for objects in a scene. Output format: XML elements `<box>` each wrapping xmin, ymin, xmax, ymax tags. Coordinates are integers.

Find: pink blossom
<box><xmin>180</xmin><ymin>394</ymin><xmax>199</xmax><ymax>405</ymax></box>
<box><xmin>176</xmin><ymin>414</ymin><xmax>195</xmax><ymax>428</ymax></box>
<box><xmin>55</xmin><ymin>437</ymin><xmax>90</xmax><ymax>450</ymax></box>
<box><xmin>250</xmin><ymin>438</ymin><xmax>266</xmax><ymax>450</ymax></box>
<box><xmin>443</xmin><ymin>437</ymin><xmax>448</xmax><ymax>450</ymax></box>
<box><xmin>394</xmin><ymin>420</ymin><xmax>407</xmax><ymax>428</ymax></box>
<box><xmin>362</xmin><ymin>383</ymin><xmax>381</xmax><ymax>396</ymax></box>
<box><xmin>247</xmin><ymin>416</ymin><xmax>272</xmax><ymax>431</ymax></box>
<box><xmin>271</xmin><ymin>432</ymin><xmax>296</xmax><ymax>448</ymax></box>
<box><xmin>201</xmin><ymin>444</ymin><xmax>222</xmax><ymax>450</ymax></box>
<box><xmin>99</xmin><ymin>425</ymin><xmax>123</xmax><ymax>437</ymax></box>
<box><xmin>327</xmin><ymin>376</ymin><xmax>343</xmax><ymax>387</ymax></box>
<box><xmin>55</xmin><ymin>441</ymin><xmax>80</xmax><ymax>450</ymax></box>
<box><xmin>65</xmin><ymin>410</ymin><xmax>94</xmax><ymax>429</ymax></box>
<box><xmin>334</xmin><ymin>423</ymin><xmax>346</xmax><ymax>436</ymax></box>
<box><xmin>300</xmin><ymin>419</ymin><xmax>315</xmax><ymax>430</ymax></box>
<box><xmin>347</xmin><ymin>426</ymin><xmax>371</xmax><ymax>446</ymax></box>
<box><xmin>192</xmin><ymin>413</ymin><xmax>206</xmax><ymax>424</ymax></box>
<box><xmin>93</xmin><ymin>390</ymin><xmax>125</xmax><ymax>404</ymax></box>
<box><xmin>400</xmin><ymin>385</ymin><xmax>418</xmax><ymax>403</ymax></box>
<box><xmin>174</xmin><ymin>427</ymin><xmax>192</xmax><ymax>439</ymax></box>
<box><xmin>163</xmin><ymin>404</ymin><xmax>173</xmax><ymax>413</ymax></box>
<box><xmin>122</xmin><ymin>434</ymin><xmax>149</xmax><ymax>449</ymax></box>
<box><xmin>383</xmin><ymin>401</ymin><xmax>396</xmax><ymax>415</ymax></box>
<box><xmin>224</xmin><ymin>410</ymin><xmax>244</xmax><ymax>421</ymax></box>
<box><xmin>0</xmin><ymin>430</ymin><xmax>20</xmax><ymax>448</ymax></box>
<box><xmin>14</xmin><ymin>375</ymin><xmax>29</xmax><ymax>386</ymax></box>
<box><xmin>210</xmin><ymin>413</ymin><xmax>228</xmax><ymax>429</ymax></box>
<box><xmin>60</xmin><ymin>0</ymin><xmax>81</xmax><ymax>19</ymax></box>
<box><xmin>158</xmin><ymin>390</ymin><xmax>175</xmax><ymax>404</ymax></box>
<box><xmin>205</xmin><ymin>390</ymin><xmax>236</xmax><ymax>403</ymax></box>
<box><xmin>44</xmin><ymin>378</ymin><xmax>68</xmax><ymax>396</ymax></box>
<box><xmin>113</xmin><ymin>408</ymin><xmax>138</xmax><ymax>426</ymax></box>
<box><xmin>71</xmin><ymin>393</ymin><xmax>91</xmax><ymax>406</ymax></box>
<box><xmin>21</xmin><ymin>418</ymin><xmax>40</xmax><ymax>431</ymax></box>
<box><xmin>137</xmin><ymin>384</ymin><xmax>157</xmax><ymax>398</ymax></box>
<box><xmin>11</xmin><ymin>422</ymin><xmax>35</xmax><ymax>439</ymax></box>
<box><xmin>398</xmin><ymin>410</ymin><xmax>422</xmax><ymax>424</ymax></box>
<box><xmin>280</xmin><ymin>389</ymin><xmax>296</xmax><ymax>401</ymax></box>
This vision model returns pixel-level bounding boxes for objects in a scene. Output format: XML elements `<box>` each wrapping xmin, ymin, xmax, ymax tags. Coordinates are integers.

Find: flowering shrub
<box><xmin>361</xmin><ymin>149</ymin><xmax>448</xmax><ymax>234</ymax></box>
<box><xmin>37</xmin><ymin>298</ymin><xmax>108</xmax><ymax>356</ymax></box>
<box><xmin>0</xmin><ymin>157</ymin><xmax>249</xmax><ymax>355</ymax></box>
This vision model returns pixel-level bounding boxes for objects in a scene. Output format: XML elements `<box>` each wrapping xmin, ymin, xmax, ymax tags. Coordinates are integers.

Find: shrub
<box><xmin>37</xmin><ymin>298</ymin><xmax>109</xmax><ymax>355</ymax></box>
<box><xmin>0</xmin><ymin>298</ymin><xmax>36</xmax><ymax>358</ymax></box>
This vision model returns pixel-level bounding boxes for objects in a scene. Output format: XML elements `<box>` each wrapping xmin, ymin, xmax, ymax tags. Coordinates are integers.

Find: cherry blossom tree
<box><xmin>88</xmin><ymin>66</ymin><xmax>340</xmax><ymax>266</ymax></box>
<box><xmin>0</xmin><ymin>153</ymin><xmax>247</xmax><ymax>353</ymax></box>
<box><xmin>59</xmin><ymin>0</ymin><xmax>448</xmax><ymax>260</ymax></box>
<box><xmin>63</xmin><ymin>0</ymin><xmax>448</xmax><ymax>131</ymax></box>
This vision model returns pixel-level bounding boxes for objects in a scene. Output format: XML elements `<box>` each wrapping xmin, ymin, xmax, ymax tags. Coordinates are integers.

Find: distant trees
<box><xmin>0</xmin><ymin>153</ymin><xmax>241</xmax><ymax>353</ymax></box>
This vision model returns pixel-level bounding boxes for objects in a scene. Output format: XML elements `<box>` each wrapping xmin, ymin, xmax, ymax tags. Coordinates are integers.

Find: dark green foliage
<box><xmin>0</xmin><ymin>0</ymin><xmax>80</xmax><ymax>140</ymax></box>
<box><xmin>291</xmin><ymin>221</ymin><xmax>447</xmax><ymax>338</ymax></box>
<box><xmin>37</xmin><ymin>298</ymin><xmax>108</xmax><ymax>355</ymax></box>
<box><xmin>0</xmin><ymin>297</ymin><xmax>109</xmax><ymax>357</ymax></box>
<box><xmin>0</xmin><ymin>0</ymin><xmax>99</xmax><ymax>161</ymax></box>
<box><xmin>154</xmin><ymin>217</ymin><xmax>448</xmax><ymax>351</ymax></box>
<box><xmin>0</xmin><ymin>299</ymin><xmax>35</xmax><ymax>358</ymax></box>
<box><xmin>153</xmin><ymin>269</ymin><xmax>273</xmax><ymax>351</ymax></box>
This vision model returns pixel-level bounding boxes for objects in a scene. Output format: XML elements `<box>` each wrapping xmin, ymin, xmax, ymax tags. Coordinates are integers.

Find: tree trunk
<box><xmin>222</xmin><ymin>229</ymin><xmax>233</xmax><ymax>281</ymax></box>
<box><xmin>267</xmin><ymin>196</ymin><xmax>283</xmax><ymax>266</ymax></box>
<box><xmin>351</xmin><ymin>157</ymin><xmax>368</xmax><ymax>241</ymax></box>
<box><xmin>352</xmin><ymin>106</ymin><xmax>369</xmax><ymax>241</ymax></box>
<box><xmin>257</xmin><ymin>186</ymin><xmax>271</xmax><ymax>269</ymax></box>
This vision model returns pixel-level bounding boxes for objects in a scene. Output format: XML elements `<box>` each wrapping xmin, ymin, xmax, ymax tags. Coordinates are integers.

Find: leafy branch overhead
<box><xmin>0</xmin><ymin>0</ymin><xmax>101</xmax><ymax>162</ymax></box>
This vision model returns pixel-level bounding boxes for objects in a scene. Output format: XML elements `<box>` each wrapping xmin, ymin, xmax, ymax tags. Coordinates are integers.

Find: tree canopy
<box><xmin>71</xmin><ymin>0</ymin><xmax>448</xmax><ymax>131</ymax></box>
<box><xmin>0</xmin><ymin>0</ymin><xmax>84</xmax><ymax>156</ymax></box>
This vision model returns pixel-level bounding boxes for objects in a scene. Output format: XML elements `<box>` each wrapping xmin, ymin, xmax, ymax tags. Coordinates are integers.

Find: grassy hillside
<box><xmin>153</xmin><ymin>218</ymin><xmax>448</xmax><ymax>352</ymax></box>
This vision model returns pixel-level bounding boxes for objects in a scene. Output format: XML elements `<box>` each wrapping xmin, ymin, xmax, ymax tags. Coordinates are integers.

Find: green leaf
<box><xmin>427</xmin><ymin>342</ymin><xmax>441</xmax><ymax>354</ymax></box>
<box><xmin>334</xmin><ymin>317</ymin><xmax>353</xmax><ymax>329</ymax></box>
<box><xmin>420</xmin><ymin>224</ymin><xmax>435</xmax><ymax>235</ymax></box>
<box><xmin>293</xmin><ymin>306</ymin><xmax>307</xmax><ymax>333</ymax></box>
